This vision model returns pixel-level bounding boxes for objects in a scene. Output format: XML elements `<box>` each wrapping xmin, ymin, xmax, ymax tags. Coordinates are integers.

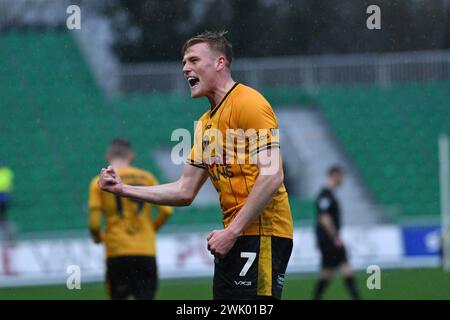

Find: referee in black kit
<box><xmin>312</xmin><ymin>165</ymin><xmax>361</xmax><ymax>300</ymax></box>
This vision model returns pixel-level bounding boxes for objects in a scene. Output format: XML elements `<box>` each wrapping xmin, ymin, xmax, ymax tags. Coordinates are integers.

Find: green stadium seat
<box><xmin>317</xmin><ymin>82</ymin><xmax>450</xmax><ymax>221</ymax></box>
<box><xmin>1</xmin><ymin>30</ymin><xmax>448</xmax><ymax>232</ymax></box>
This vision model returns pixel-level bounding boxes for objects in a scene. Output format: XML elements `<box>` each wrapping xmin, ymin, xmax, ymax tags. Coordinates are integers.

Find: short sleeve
<box><xmin>238</xmin><ymin>100</ymin><xmax>280</xmax><ymax>158</ymax></box>
<box><xmin>316</xmin><ymin>195</ymin><xmax>331</xmax><ymax>213</ymax></box>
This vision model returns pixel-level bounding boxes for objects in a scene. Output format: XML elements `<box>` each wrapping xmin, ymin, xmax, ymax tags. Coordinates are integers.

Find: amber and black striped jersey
<box><xmin>88</xmin><ymin>166</ymin><xmax>173</xmax><ymax>257</ymax></box>
<box><xmin>187</xmin><ymin>83</ymin><xmax>293</xmax><ymax>239</ymax></box>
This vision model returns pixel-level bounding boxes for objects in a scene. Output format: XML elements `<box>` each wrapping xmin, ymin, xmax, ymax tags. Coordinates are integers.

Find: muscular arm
<box><xmin>98</xmin><ymin>164</ymin><xmax>208</xmax><ymax>207</ymax></box>
<box><xmin>227</xmin><ymin>148</ymin><xmax>283</xmax><ymax>235</ymax></box>
<box><xmin>207</xmin><ymin>148</ymin><xmax>283</xmax><ymax>257</ymax></box>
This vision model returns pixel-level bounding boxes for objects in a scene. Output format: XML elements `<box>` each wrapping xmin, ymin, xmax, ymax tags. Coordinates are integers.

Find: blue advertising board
<box><xmin>402</xmin><ymin>226</ymin><xmax>442</xmax><ymax>256</ymax></box>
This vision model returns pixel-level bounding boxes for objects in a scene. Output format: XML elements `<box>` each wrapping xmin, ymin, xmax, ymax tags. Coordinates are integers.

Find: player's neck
<box><xmin>109</xmin><ymin>159</ymin><xmax>130</xmax><ymax>169</ymax></box>
<box><xmin>207</xmin><ymin>78</ymin><xmax>236</xmax><ymax>108</ymax></box>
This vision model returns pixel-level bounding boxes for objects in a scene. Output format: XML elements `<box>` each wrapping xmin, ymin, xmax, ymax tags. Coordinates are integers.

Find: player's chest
<box><xmin>200</xmin><ymin>118</ymin><xmax>248</xmax><ymax>157</ymax></box>
<box><xmin>200</xmin><ymin>109</ymin><xmax>248</xmax><ymax>169</ymax></box>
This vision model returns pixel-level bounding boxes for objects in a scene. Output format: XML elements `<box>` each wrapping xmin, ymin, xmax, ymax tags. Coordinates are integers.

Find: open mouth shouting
<box><xmin>187</xmin><ymin>76</ymin><xmax>200</xmax><ymax>88</ymax></box>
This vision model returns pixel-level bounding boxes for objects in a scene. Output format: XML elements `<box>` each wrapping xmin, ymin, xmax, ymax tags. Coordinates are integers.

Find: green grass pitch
<box><xmin>0</xmin><ymin>268</ymin><xmax>448</xmax><ymax>300</ymax></box>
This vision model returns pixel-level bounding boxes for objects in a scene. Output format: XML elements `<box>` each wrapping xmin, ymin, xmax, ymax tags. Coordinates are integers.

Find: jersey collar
<box><xmin>210</xmin><ymin>82</ymin><xmax>240</xmax><ymax>118</ymax></box>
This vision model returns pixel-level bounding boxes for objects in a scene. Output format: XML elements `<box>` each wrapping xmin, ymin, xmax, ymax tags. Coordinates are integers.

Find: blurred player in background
<box><xmin>312</xmin><ymin>165</ymin><xmax>360</xmax><ymax>300</ymax></box>
<box><xmin>88</xmin><ymin>139</ymin><xmax>173</xmax><ymax>300</ymax></box>
<box><xmin>98</xmin><ymin>31</ymin><xmax>293</xmax><ymax>300</ymax></box>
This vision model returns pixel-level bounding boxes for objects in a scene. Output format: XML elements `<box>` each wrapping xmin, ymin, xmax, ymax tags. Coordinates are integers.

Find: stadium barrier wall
<box><xmin>0</xmin><ymin>225</ymin><xmax>442</xmax><ymax>287</ymax></box>
<box><xmin>120</xmin><ymin>51</ymin><xmax>450</xmax><ymax>93</ymax></box>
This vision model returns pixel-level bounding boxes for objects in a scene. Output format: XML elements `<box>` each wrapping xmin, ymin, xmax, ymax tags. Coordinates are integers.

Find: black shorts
<box><xmin>106</xmin><ymin>255</ymin><xmax>158</xmax><ymax>300</ymax></box>
<box><xmin>213</xmin><ymin>235</ymin><xmax>293</xmax><ymax>300</ymax></box>
<box><xmin>318</xmin><ymin>240</ymin><xmax>348</xmax><ymax>268</ymax></box>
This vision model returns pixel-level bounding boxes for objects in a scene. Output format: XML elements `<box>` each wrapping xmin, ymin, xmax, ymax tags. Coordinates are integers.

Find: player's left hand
<box><xmin>207</xmin><ymin>229</ymin><xmax>238</xmax><ymax>258</ymax></box>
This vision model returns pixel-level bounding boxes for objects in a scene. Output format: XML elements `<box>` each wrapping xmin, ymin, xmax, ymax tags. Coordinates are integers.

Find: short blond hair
<box><xmin>182</xmin><ymin>30</ymin><xmax>233</xmax><ymax>67</ymax></box>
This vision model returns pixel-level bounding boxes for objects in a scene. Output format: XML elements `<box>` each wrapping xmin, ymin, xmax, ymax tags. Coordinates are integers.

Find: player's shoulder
<box><xmin>235</xmin><ymin>83</ymin><xmax>271</xmax><ymax>106</ymax></box>
<box><xmin>127</xmin><ymin>166</ymin><xmax>157</xmax><ymax>184</ymax></box>
<box><xmin>316</xmin><ymin>188</ymin><xmax>334</xmax><ymax>211</ymax></box>
<box><xmin>126</xmin><ymin>166</ymin><xmax>152</xmax><ymax>177</ymax></box>
<box><xmin>89</xmin><ymin>175</ymin><xmax>100</xmax><ymax>189</ymax></box>
<box><xmin>316</xmin><ymin>187</ymin><xmax>331</xmax><ymax>200</ymax></box>
<box><xmin>234</xmin><ymin>84</ymin><xmax>274</xmax><ymax>118</ymax></box>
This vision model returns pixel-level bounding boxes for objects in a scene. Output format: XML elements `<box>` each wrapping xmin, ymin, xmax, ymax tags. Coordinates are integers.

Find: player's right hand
<box><xmin>98</xmin><ymin>166</ymin><xmax>124</xmax><ymax>195</ymax></box>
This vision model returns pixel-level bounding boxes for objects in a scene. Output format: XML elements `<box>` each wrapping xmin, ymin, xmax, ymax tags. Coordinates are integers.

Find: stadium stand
<box><xmin>0</xmin><ymin>31</ymin><xmax>208</xmax><ymax>232</ymax></box>
<box><xmin>317</xmin><ymin>82</ymin><xmax>450</xmax><ymax>222</ymax></box>
<box><xmin>1</xmin><ymin>30</ymin><xmax>448</xmax><ymax>233</ymax></box>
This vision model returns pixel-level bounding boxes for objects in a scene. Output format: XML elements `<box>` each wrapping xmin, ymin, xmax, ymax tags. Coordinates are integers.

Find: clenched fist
<box><xmin>98</xmin><ymin>166</ymin><xmax>124</xmax><ymax>195</ymax></box>
<box><xmin>207</xmin><ymin>228</ymin><xmax>238</xmax><ymax>258</ymax></box>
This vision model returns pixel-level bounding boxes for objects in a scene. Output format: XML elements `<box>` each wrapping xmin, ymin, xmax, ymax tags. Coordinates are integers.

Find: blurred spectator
<box><xmin>0</xmin><ymin>162</ymin><xmax>14</xmax><ymax>235</ymax></box>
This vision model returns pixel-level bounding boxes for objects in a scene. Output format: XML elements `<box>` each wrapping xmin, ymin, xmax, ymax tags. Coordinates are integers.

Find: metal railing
<box><xmin>120</xmin><ymin>50</ymin><xmax>450</xmax><ymax>93</ymax></box>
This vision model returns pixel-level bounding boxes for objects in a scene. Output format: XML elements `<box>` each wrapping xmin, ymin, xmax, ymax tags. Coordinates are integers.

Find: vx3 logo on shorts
<box><xmin>234</xmin><ymin>280</ymin><xmax>252</xmax><ymax>286</ymax></box>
